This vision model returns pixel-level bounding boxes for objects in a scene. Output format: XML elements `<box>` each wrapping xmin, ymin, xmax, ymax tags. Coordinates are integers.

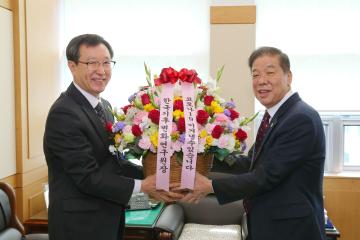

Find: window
<box><xmin>60</xmin><ymin>0</ymin><xmax>210</xmax><ymax>106</ymax></box>
<box><xmin>255</xmin><ymin>0</ymin><xmax>360</xmax><ymax>172</ymax></box>
<box><xmin>321</xmin><ymin>113</ymin><xmax>360</xmax><ymax>172</ymax></box>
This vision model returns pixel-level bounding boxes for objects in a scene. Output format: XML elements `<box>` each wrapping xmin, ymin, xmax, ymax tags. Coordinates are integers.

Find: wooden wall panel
<box><xmin>211</xmin><ymin>6</ymin><xmax>256</xmax><ymax>24</ymax></box>
<box><xmin>0</xmin><ymin>5</ymin><xmax>16</xmax><ymax>179</ymax></box>
<box><xmin>323</xmin><ymin>177</ymin><xmax>360</xmax><ymax>240</ymax></box>
<box><xmin>10</xmin><ymin>0</ymin><xmax>60</xmax><ymax>222</ymax></box>
<box><xmin>25</xmin><ymin>0</ymin><xmax>61</xmax><ymax>164</ymax></box>
<box><xmin>0</xmin><ymin>0</ymin><xmax>12</xmax><ymax>10</ymax></box>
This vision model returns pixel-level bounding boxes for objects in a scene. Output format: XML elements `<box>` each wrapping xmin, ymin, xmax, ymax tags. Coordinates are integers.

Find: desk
<box><xmin>326</xmin><ymin>226</ymin><xmax>341</xmax><ymax>240</ymax></box>
<box><xmin>24</xmin><ymin>204</ymin><xmax>164</xmax><ymax>240</ymax></box>
<box><xmin>24</xmin><ymin>210</ymin><xmax>48</xmax><ymax>234</ymax></box>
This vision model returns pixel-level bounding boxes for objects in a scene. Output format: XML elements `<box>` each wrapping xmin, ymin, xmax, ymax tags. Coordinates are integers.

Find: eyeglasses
<box><xmin>78</xmin><ymin>60</ymin><xmax>116</xmax><ymax>71</ymax></box>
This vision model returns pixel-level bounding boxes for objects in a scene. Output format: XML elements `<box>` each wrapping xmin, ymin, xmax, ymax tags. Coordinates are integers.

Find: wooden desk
<box><xmin>326</xmin><ymin>226</ymin><xmax>341</xmax><ymax>240</ymax></box>
<box><xmin>24</xmin><ymin>210</ymin><xmax>48</xmax><ymax>234</ymax></box>
<box><xmin>24</xmin><ymin>205</ymin><xmax>164</xmax><ymax>240</ymax></box>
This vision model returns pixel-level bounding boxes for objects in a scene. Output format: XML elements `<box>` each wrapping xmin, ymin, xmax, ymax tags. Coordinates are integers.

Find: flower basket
<box><xmin>108</xmin><ymin>65</ymin><xmax>256</xmax><ymax>190</ymax></box>
<box><xmin>142</xmin><ymin>153</ymin><xmax>213</xmax><ymax>184</ymax></box>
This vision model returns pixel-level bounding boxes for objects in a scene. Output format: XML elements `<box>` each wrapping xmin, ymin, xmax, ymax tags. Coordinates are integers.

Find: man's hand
<box><xmin>176</xmin><ymin>172</ymin><xmax>214</xmax><ymax>203</ymax></box>
<box><xmin>140</xmin><ymin>174</ymin><xmax>184</xmax><ymax>202</ymax></box>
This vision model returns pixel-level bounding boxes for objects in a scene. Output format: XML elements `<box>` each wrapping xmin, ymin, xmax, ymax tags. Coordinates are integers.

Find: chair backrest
<box><xmin>0</xmin><ymin>182</ymin><xmax>25</xmax><ymax>235</ymax></box>
<box><xmin>178</xmin><ymin>194</ymin><xmax>244</xmax><ymax>225</ymax></box>
<box><xmin>178</xmin><ymin>171</ymin><xmax>245</xmax><ymax>225</ymax></box>
<box><xmin>0</xmin><ymin>189</ymin><xmax>11</xmax><ymax>231</ymax></box>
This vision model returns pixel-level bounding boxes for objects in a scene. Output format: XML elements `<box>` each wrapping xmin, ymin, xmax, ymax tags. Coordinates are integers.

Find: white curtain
<box><xmin>60</xmin><ymin>0</ymin><xmax>210</xmax><ymax>106</ymax></box>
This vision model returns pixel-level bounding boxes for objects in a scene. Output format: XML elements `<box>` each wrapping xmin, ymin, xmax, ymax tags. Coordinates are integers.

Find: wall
<box><xmin>210</xmin><ymin>5</ymin><xmax>256</xmax><ymax>143</ymax></box>
<box><xmin>1</xmin><ymin>3</ymin><xmax>359</xmax><ymax>239</ymax></box>
<box><xmin>0</xmin><ymin>0</ymin><xmax>61</xmax><ymax>222</ymax></box>
<box><xmin>0</xmin><ymin>3</ymin><xmax>16</xmax><ymax>180</ymax></box>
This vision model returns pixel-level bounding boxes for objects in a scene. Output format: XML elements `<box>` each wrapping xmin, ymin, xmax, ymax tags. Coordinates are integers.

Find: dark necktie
<box><xmin>94</xmin><ymin>102</ymin><xmax>106</xmax><ymax>126</ymax></box>
<box><xmin>244</xmin><ymin>111</ymin><xmax>271</xmax><ymax>214</ymax></box>
<box><xmin>254</xmin><ymin>110</ymin><xmax>271</xmax><ymax>156</ymax></box>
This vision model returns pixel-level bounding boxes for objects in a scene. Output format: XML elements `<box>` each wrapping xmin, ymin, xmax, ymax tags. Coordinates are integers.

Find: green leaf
<box><xmin>176</xmin><ymin>152</ymin><xmax>183</xmax><ymax>165</ymax></box>
<box><xmin>240</xmin><ymin>111</ymin><xmax>259</xmax><ymax>126</ymax></box>
<box><xmin>214</xmin><ymin>148</ymin><xmax>230</xmax><ymax>161</ymax></box>
<box><xmin>134</xmin><ymin>98</ymin><xmax>144</xmax><ymax>109</ymax></box>
<box><xmin>215</xmin><ymin>65</ymin><xmax>225</xmax><ymax>85</ymax></box>
<box><xmin>144</xmin><ymin>62</ymin><xmax>152</xmax><ymax>87</ymax></box>
<box><xmin>125</xmin><ymin>152</ymin><xmax>138</xmax><ymax>160</ymax></box>
<box><xmin>148</xmin><ymin>90</ymin><xmax>159</xmax><ymax>109</ymax></box>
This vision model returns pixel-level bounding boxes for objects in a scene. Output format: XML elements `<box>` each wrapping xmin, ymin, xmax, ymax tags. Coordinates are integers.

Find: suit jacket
<box><xmin>212</xmin><ymin>93</ymin><xmax>326</xmax><ymax>240</ymax></box>
<box><xmin>43</xmin><ymin>83</ymin><xmax>143</xmax><ymax>240</ymax></box>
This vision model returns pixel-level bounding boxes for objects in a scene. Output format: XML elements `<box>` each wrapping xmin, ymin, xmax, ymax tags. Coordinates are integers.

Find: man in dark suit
<box><xmin>43</xmin><ymin>34</ymin><xmax>181</xmax><ymax>240</ymax></box>
<box><xmin>181</xmin><ymin>47</ymin><xmax>326</xmax><ymax>240</ymax></box>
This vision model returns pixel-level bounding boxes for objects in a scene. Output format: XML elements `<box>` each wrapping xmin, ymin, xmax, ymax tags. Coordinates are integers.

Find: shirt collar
<box><xmin>266</xmin><ymin>90</ymin><xmax>295</xmax><ymax>121</ymax></box>
<box><xmin>73</xmin><ymin>81</ymin><xmax>101</xmax><ymax>108</ymax></box>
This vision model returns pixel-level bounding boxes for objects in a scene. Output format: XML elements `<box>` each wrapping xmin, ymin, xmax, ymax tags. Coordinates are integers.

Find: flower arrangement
<box><xmin>108</xmin><ymin>64</ymin><xmax>256</xmax><ymax>167</ymax></box>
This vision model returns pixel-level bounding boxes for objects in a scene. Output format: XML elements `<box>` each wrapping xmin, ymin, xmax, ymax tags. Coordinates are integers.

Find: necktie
<box><xmin>254</xmin><ymin>110</ymin><xmax>271</xmax><ymax>156</ymax></box>
<box><xmin>94</xmin><ymin>102</ymin><xmax>106</xmax><ymax>126</ymax></box>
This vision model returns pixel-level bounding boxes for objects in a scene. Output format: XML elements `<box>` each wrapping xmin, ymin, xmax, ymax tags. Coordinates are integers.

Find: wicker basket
<box><xmin>142</xmin><ymin>153</ymin><xmax>213</xmax><ymax>184</ymax></box>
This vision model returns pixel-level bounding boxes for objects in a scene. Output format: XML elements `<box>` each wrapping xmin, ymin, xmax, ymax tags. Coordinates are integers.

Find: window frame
<box><xmin>321</xmin><ymin>112</ymin><xmax>360</xmax><ymax>172</ymax></box>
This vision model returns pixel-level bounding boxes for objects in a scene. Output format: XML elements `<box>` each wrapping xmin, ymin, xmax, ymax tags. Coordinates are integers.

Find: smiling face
<box><xmin>68</xmin><ymin>43</ymin><xmax>112</xmax><ymax>97</ymax></box>
<box><xmin>251</xmin><ymin>54</ymin><xmax>292</xmax><ymax>109</ymax></box>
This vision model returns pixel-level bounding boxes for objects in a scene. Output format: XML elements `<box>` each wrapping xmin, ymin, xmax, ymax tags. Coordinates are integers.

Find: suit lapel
<box><xmin>65</xmin><ymin>83</ymin><xmax>110</xmax><ymax>147</ymax></box>
<box><xmin>250</xmin><ymin>93</ymin><xmax>302</xmax><ymax>170</ymax></box>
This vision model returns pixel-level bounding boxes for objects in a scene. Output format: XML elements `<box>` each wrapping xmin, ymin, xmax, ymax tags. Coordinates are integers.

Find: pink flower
<box><xmin>139</xmin><ymin>136</ymin><xmax>151</xmax><ymax>150</ymax></box>
<box><xmin>133</xmin><ymin>111</ymin><xmax>148</xmax><ymax>125</ymax></box>
<box><xmin>218</xmin><ymin>135</ymin><xmax>230</xmax><ymax>148</ymax></box>
<box><xmin>154</xmin><ymin>96</ymin><xmax>160</xmax><ymax>106</ymax></box>
<box><xmin>215</xmin><ymin>113</ymin><xmax>229</xmax><ymax>123</ymax></box>
<box><xmin>206</xmin><ymin>123</ymin><xmax>215</xmax><ymax>134</ymax></box>
<box><xmin>150</xmin><ymin>144</ymin><xmax>157</xmax><ymax>153</ymax></box>
<box><xmin>171</xmin><ymin>140</ymin><xmax>183</xmax><ymax>152</ymax></box>
<box><xmin>172</xmin><ymin>122</ymin><xmax>178</xmax><ymax>133</ymax></box>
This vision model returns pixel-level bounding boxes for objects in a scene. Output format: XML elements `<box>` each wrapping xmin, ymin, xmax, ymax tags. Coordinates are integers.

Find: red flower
<box><xmin>204</xmin><ymin>95</ymin><xmax>215</xmax><ymax>106</ymax></box>
<box><xmin>235</xmin><ymin>129</ymin><xmax>248</xmax><ymax>141</ymax></box>
<box><xmin>105</xmin><ymin>121</ymin><xmax>113</xmax><ymax>133</ymax></box>
<box><xmin>122</xmin><ymin>104</ymin><xmax>133</xmax><ymax>114</ymax></box>
<box><xmin>196</xmin><ymin>110</ymin><xmax>209</xmax><ymax>125</ymax></box>
<box><xmin>141</xmin><ymin>93</ymin><xmax>151</xmax><ymax>105</ymax></box>
<box><xmin>178</xmin><ymin>68</ymin><xmax>202</xmax><ymax>84</ymax></box>
<box><xmin>154</xmin><ymin>67</ymin><xmax>179</xmax><ymax>86</ymax></box>
<box><xmin>177</xmin><ymin>117</ymin><xmax>186</xmax><ymax>133</ymax></box>
<box><xmin>148</xmin><ymin>109</ymin><xmax>160</xmax><ymax>124</ymax></box>
<box><xmin>173</xmin><ymin>99</ymin><xmax>184</xmax><ymax>111</ymax></box>
<box><xmin>229</xmin><ymin>109</ymin><xmax>240</xmax><ymax>120</ymax></box>
<box><xmin>211</xmin><ymin>125</ymin><xmax>224</xmax><ymax>139</ymax></box>
<box><xmin>131</xmin><ymin>124</ymin><xmax>142</xmax><ymax>137</ymax></box>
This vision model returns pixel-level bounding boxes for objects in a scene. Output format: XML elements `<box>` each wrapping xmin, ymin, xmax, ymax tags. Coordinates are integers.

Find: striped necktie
<box><xmin>94</xmin><ymin>102</ymin><xmax>106</xmax><ymax>126</ymax></box>
<box><xmin>254</xmin><ymin>110</ymin><xmax>271</xmax><ymax>156</ymax></box>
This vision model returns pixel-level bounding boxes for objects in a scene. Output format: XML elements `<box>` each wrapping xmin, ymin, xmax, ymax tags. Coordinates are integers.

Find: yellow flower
<box><xmin>117</xmin><ymin>114</ymin><xmax>126</xmax><ymax>121</ymax></box>
<box><xmin>144</xmin><ymin>103</ymin><xmax>155</xmax><ymax>112</ymax></box>
<box><xmin>235</xmin><ymin>139</ymin><xmax>241</xmax><ymax>149</ymax></box>
<box><xmin>114</xmin><ymin>133</ymin><xmax>122</xmax><ymax>144</ymax></box>
<box><xmin>174</xmin><ymin>96</ymin><xmax>183</xmax><ymax>101</ymax></box>
<box><xmin>211</xmin><ymin>101</ymin><xmax>224</xmax><ymax>113</ymax></box>
<box><xmin>173</xmin><ymin>110</ymin><xmax>184</xmax><ymax>120</ymax></box>
<box><xmin>199</xmin><ymin>129</ymin><xmax>207</xmax><ymax>138</ymax></box>
<box><xmin>206</xmin><ymin>135</ymin><xmax>213</xmax><ymax>145</ymax></box>
<box><xmin>150</xmin><ymin>131</ymin><xmax>158</xmax><ymax>147</ymax></box>
<box><xmin>171</xmin><ymin>132</ymin><xmax>179</xmax><ymax>141</ymax></box>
